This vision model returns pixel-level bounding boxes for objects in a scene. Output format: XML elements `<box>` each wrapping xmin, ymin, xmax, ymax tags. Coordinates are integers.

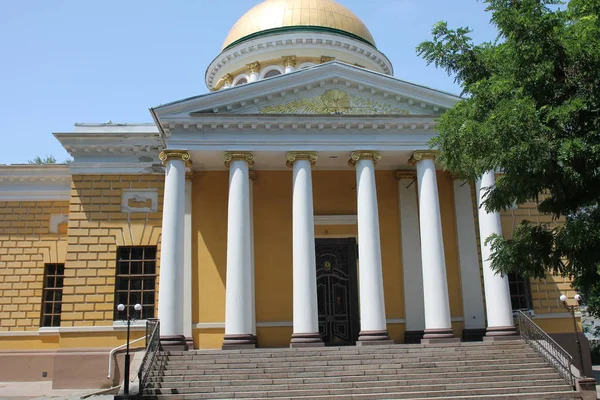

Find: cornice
<box><xmin>0</xmin><ymin>165</ymin><xmax>71</xmax><ymax>201</ymax></box>
<box><xmin>206</xmin><ymin>32</ymin><xmax>394</xmax><ymax>89</ymax></box>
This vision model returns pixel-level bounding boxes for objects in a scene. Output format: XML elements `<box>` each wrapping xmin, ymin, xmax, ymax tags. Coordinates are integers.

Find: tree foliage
<box><xmin>28</xmin><ymin>155</ymin><xmax>57</xmax><ymax>164</ymax></box>
<box><xmin>417</xmin><ymin>0</ymin><xmax>600</xmax><ymax>314</ymax></box>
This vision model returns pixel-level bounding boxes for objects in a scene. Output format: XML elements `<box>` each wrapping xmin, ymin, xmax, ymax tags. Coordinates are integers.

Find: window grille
<box><xmin>41</xmin><ymin>263</ymin><xmax>65</xmax><ymax>327</ymax></box>
<box><xmin>114</xmin><ymin>246</ymin><xmax>157</xmax><ymax>320</ymax></box>
<box><xmin>508</xmin><ymin>273</ymin><xmax>532</xmax><ymax>310</ymax></box>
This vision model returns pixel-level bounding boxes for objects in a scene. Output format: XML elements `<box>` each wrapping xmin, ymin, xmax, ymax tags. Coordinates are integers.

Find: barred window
<box><xmin>41</xmin><ymin>263</ymin><xmax>65</xmax><ymax>327</ymax></box>
<box><xmin>114</xmin><ymin>246</ymin><xmax>157</xmax><ymax>320</ymax></box>
<box><xmin>508</xmin><ymin>273</ymin><xmax>532</xmax><ymax>310</ymax></box>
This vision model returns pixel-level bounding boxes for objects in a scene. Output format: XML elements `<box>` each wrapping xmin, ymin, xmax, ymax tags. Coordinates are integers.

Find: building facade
<box><xmin>0</xmin><ymin>0</ymin><xmax>578</xmax><ymax>388</ymax></box>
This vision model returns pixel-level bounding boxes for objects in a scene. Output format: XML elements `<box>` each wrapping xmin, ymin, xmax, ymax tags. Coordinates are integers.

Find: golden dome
<box><xmin>222</xmin><ymin>0</ymin><xmax>376</xmax><ymax>50</ymax></box>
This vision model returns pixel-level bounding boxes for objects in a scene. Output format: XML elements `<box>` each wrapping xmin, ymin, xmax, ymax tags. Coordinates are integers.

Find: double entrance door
<box><xmin>315</xmin><ymin>238</ymin><xmax>359</xmax><ymax>346</ymax></box>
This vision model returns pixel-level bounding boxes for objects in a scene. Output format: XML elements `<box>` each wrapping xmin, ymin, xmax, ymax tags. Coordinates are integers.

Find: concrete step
<box><xmin>160</xmin><ymin>349</ymin><xmax>540</xmax><ymax>364</ymax></box>
<box><xmin>147</xmin><ymin>366</ymin><xmax>559</xmax><ymax>384</ymax></box>
<box><xmin>147</xmin><ymin>377</ymin><xmax>568</xmax><ymax>394</ymax></box>
<box><xmin>144</xmin><ymin>384</ymin><xmax>576</xmax><ymax>399</ymax></box>
<box><xmin>146</xmin><ymin>371</ymin><xmax>562</xmax><ymax>389</ymax></box>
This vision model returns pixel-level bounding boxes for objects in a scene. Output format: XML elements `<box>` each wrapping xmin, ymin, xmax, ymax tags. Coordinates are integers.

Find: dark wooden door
<box><xmin>315</xmin><ymin>238</ymin><xmax>359</xmax><ymax>346</ymax></box>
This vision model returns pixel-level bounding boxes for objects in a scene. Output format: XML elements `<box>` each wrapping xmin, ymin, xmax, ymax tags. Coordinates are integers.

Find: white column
<box><xmin>283</xmin><ymin>56</ymin><xmax>296</xmax><ymax>74</ymax></box>
<box><xmin>249</xmin><ymin>171</ymin><xmax>256</xmax><ymax>338</ymax></box>
<box><xmin>409</xmin><ymin>151</ymin><xmax>456</xmax><ymax>341</ymax></box>
<box><xmin>288</xmin><ymin>152</ymin><xmax>323</xmax><ymax>348</ymax></box>
<box><xmin>453</xmin><ymin>178</ymin><xmax>486</xmax><ymax>338</ymax></box>
<box><xmin>158</xmin><ymin>150</ymin><xmax>190</xmax><ymax>349</ymax></box>
<box><xmin>183</xmin><ymin>173</ymin><xmax>193</xmax><ymax>348</ymax></box>
<box><xmin>247</xmin><ymin>62</ymin><xmax>260</xmax><ymax>82</ymax></box>
<box><xmin>349</xmin><ymin>151</ymin><xmax>391</xmax><ymax>345</ymax></box>
<box><xmin>396</xmin><ymin>172</ymin><xmax>425</xmax><ymax>341</ymax></box>
<box><xmin>477</xmin><ymin>171</ymin><xmax>517</xmax><ymax>338</ymax></box>
<box><xmin>223</xmin><ymin>152</ymin><xmax>255</xmax><ymax>349</ymax></box>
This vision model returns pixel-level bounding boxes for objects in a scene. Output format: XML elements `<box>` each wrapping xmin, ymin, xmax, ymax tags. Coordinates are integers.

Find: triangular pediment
<box><xmin>153</xmin><ymin>62</ymin><xmax>460</xmax><ymax>121</ymax></box>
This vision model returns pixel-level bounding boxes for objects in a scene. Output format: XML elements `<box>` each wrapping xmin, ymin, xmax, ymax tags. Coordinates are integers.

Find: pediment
<box><xmin>153</xmin><ymin>62</ymin><xmax>460</xmax><ymax>121</ymax></box>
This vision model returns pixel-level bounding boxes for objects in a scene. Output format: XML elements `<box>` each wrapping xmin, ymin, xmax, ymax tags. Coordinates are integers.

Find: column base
<box><xmin>483</xmin><ymin>325</ymin><xmax>518</xmax><ymax>341</ymax></box>
<box><xmin>403</xmin><ymin>330</ymin><xmax>424</xmax><ymax>344</ymax></box>
<box><xmin>184</xmin><ymin>336</ymin><xmax>195</xmax><ymax>350</ymax></box>
<box><xmin>222</xmin><ymin>334</ymin><xmax>256</xmax><ymax>350</ymax></box>
<box><xmin>462</xmin><ymin>328</ymin><xmax>487</xmax><ymax>342</ymax></box>
<box><xmin>290</xmin><ymin>333</ymin><xmax>324</xmax><ymax>348</ymax></box>
<box><xmin>421</xmin><ymin>328</ymin><xmax>460</xmax><ymax>344</ymax></box>
<box><xmin>160</xmin><ymin>335</ymin><xmax>188</xmax><ymax>351</ymax></box>
<box><xmin>356</xmin><ymin>330</ymin><xmax>394</xmax><ymax>346</ymax></box>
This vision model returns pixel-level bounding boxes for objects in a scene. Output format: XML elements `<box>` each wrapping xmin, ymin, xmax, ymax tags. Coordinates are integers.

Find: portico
<box><xmin>156</xmin><ymin>140</ymin><xmax>516</xmax><ymax>348</ymax></box>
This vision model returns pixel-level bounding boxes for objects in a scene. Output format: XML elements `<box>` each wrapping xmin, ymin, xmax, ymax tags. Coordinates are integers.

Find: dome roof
<box><xmin>222</xmin><ymin>0</ymin><xmax>376</xmax><ymax>50</ymax></box>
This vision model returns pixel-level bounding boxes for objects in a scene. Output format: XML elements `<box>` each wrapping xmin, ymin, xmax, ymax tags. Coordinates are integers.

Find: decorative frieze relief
<box><xmin>259</xmin><ymin>90</ymin><xmax>410</xmax><ymax>115</ymax></box>
<box><xmin>121</xmin><ymin>190</ymin><xmax>158</xmax><ymax>213</ymax></box>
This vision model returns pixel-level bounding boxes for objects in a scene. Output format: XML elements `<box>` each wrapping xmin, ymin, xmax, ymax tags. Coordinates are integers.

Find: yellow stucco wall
<box><xmin>61</xmin><ymin>175</ymin><xmax>164</xmax><ymax>329</ymax></box>
<box><xmin>0</xmin><ymin>201</ymin><xmax>68</xmax><ymax>332</ymax></box>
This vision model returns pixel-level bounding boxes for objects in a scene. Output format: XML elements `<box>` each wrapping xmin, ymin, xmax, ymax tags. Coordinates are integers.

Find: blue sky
<box><xmin>0</xmin><ymin>0</ymin><xmax>498</xmax><ymax>165</ymax></box>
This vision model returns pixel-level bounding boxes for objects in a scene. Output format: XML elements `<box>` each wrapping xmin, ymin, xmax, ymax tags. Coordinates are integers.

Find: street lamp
<box><xmin>115</xmin><ymin>303</ymin><xmax>142</xmax><ymax>399</ymax></box>
<box><xmin>560</xmin><ymin>293</ymin><xmax>585</xmax><ymax>378</ymax></box>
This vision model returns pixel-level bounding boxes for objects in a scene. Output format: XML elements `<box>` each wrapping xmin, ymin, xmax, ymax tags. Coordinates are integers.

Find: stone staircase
<box><xmin>143</xmin><ymin>340</ymin><xmax>581</xmax><ymax>399</ymax></box>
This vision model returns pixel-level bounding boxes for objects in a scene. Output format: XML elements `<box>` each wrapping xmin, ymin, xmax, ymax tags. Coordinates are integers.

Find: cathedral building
<box><xmin>0</xmin><ymin>0</ymin><xmax>578</xmax><ymax>389</ymax></box>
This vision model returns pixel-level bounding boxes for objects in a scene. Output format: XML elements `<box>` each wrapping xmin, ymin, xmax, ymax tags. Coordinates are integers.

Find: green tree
<box><xmin>417</xmin><ymin>0</ymin><xmax>600</xmax><ymax>314</ymax></box>
<box><xmin>28</xmin><ymin>155</ymin><xmax>57</xmax><ymax>164</ymax></box>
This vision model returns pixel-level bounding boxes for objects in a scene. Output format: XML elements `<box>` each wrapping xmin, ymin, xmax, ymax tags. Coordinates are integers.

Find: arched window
<box><xmin>235</xmin><ymin>78</ymin><xmax>248</xmax><ymax>86</ymax></box>
<box><xmin>264</xmin><ymin>69</ymin><xmax>281</xmax><ymax>79</ymax></box>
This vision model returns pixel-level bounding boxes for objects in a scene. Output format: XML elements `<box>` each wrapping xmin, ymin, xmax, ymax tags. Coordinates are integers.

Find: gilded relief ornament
<box><xmin>408</xmin><ymin>150</ymin><xmax>438</xmax><ymax>166</ymax></box>
<box><xmin>286</xmin><ymin>152</ymin><xmax>318</xmax><ymax>168</ymax></box>
<box><xmin>159</xmin><ymin>150</ymin><xmax>192</xmax><ymax>167</ymax></box>
<box><xmin>282</xmin><ymin>56</ymin><xmax>297</xmax><ymax>68</ymax></box>
<box><xmin>246</xmin><ymin>61</ymin><xmax>261</xmax><ymax>74</ymax></box>
<box><xmin>224</xmin><ymin>152</ymin><xmax>255</xmax><ymax>168</ymax></box>
<box><xmin>259</xmin><ymin>89</ymin><xmax>410</xmax><ymax>115</ymax></box>
<box><xmin>321</xmin><ymin>56</ymin><xmax>335</xmax><ymax>63</ymax></box>
<box><xmin>348</xmin><ymin>151</ymin><xmax>382</xmax><ymax>167</ymax></box>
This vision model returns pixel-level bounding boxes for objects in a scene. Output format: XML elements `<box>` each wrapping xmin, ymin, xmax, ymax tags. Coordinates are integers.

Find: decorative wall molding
<box><xmin>49</xmin><ymin>214</ymin><xmax>69</xmax><ymax>234</ymax></box>
<box><xmin>121</xmin><ymin>190</ymin><xmax>158</xmax><ymax>213</ymax></box>
<box><xmin>314</xmin><ymin>215</ymin><xmax>357</xmax><ymax>225</ymax></box>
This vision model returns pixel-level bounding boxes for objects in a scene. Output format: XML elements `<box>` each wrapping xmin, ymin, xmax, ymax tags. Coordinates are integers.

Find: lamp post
<box><xmin>560</xmin><ymin>293</ymin><xmax>585</xmax><ymax>378</ymax></box>
<box><xmin>116</xmin><ymin>303</ymin><xmax>142</xmax><ymax>399</ymax></box>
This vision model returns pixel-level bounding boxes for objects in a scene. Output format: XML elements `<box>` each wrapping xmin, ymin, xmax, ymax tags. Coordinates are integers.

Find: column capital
<box><xmin>348</xmin><ymin>151</ymin><xmax>381</xmax><ymax>167</ymax></box>
<box><xmin>286</xmin><ymin>152</ymin><xmax>318</xmax><ymax>168</ymax></box>
<box><xmin>222</xmin><ymin>73</ymin><xmax>233</xmax><ymax>86</ymax></box>
<box><xmin>246</xmin><ymin>61</ymin><xmax>261</xmax><ymax>74</ymax></box>
<box><xmin>408</xmin><ymin>150</ymin><xmax>438</xmax><ymax>166</ymax></box>
<box><xmin>282</xmin><ymin>56</ymin><xmax>296</xmax><ymax>68</ymax></box>
<box><xmin>224</xmin><ymin>152</ymin><xmax>254</xmax><ymax>168</ymax></box>
<box><xmin>159</xmin><ymin>150</ymin><xmax>192</xmax><ymax>167</ymax></box>
<box><xmin>395</xmin><ymin>170</ymin><xmax>417</xmax><ymax>181</ymax></box>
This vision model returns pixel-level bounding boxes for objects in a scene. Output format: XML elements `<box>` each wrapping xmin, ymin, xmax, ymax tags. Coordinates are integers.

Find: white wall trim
<box><xmin>314</xmin><ymin>215</ymin><xmax>357</xmax><ymax>225</ymax></box>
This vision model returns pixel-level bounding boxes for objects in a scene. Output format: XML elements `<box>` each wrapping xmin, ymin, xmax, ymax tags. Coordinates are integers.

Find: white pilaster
<box><xmin>453</xmin><ymin>178</ymin><xmax>486</xmax><ymax>336</ymax></box>
<box><xmin>396</xmin><ymin>172</ymin><xmax>425</xmax><ymax>339</ymax></box>
<box><xmin>288</xmin><ymin>152</ymin><xmax>323</xmax><ymax>347</ymax></box>
<box><xmin>183</xmin><ymin>173</ymin><xmax>193</xmax><ymax>346</ymax></box>
<box><xmin>477</xmin><ymin>171</ymin><xmax>517</xmax><ymax>338</ymax></box>
<box><xmin>349</xmin><ymin>151</ymin><xmax>391</xmax><ymax>344</ymax></box>
<box><xmin>223</xmin><ymin>152</ymin><xmax>256</xmax><ymax>349</ymax></box>
<box><xmin>409</xmin><ymin>151</ymin><xmax>456</xmax><ymax>341</ymax></box>
<box><xmin>158</xmin><ymin>150</ymin><xmax>190</xmax><ymax>349</ymax></box>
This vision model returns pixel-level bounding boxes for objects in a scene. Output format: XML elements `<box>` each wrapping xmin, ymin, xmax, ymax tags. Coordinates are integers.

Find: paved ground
<box><xmin>0</xmin><ymin>381</ymin><xmax>116</xmax><ymax>400</ymax></box>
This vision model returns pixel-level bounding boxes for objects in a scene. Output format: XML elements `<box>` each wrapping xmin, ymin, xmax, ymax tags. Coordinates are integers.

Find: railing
<box><xmin>516</xmin><ymin>310</ymin><xmax>574</xmax><ymax>386</ymax></box>
<box><xmin>137</xmin><ymin>319</ymin><xmax>162</xmax><ymax>396</ymax></box>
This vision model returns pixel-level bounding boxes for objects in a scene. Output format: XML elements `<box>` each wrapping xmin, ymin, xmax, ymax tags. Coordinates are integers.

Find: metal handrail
<box><xmin>137</xmin><ymin>319</ymin><xmax>162</xmax><ymax>396</ymax></box>
<box><xmin>516</xmin><ymin>309</ymin><xmax>574</xmax><ymax>386</ymax></box>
